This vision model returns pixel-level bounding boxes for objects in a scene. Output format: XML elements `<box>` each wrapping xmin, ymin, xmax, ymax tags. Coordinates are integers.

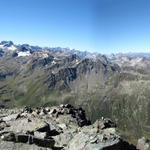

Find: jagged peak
<box><xmin>0</xmin><ymin>41</ymin><xmax>14</xmax><ymax>47</ymax></box>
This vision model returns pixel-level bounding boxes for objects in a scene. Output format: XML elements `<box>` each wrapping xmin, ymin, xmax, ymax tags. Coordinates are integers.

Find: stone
<box><xmin>137</xmin><ymin>137</ymin><xmax>150</xmax><ymax>150</ymax></box>
<box><xmin>33</xmin><ymin>136</ymin><xmax>55</xmax><ymax>148</ymax></box>
<box><xmin>0</xmin><ymin>140</ymin><xmax>53</xmax><ymax>150</ymax></box>
<box><xmin>57</xmin><ymin>124</ymin><xmax>68</xmax><ymax>130</ymax></box>
<box><xmin>2</xmin><ymin>114</ymin><xmax>20</xmax><ymax>122</ymax></box>
<box><xmin>32</xmin><ymin>111</ymin><xmax>38</xmax><ymax>116</ymax></box>
<box><xmin>34</xmin><ymin>131</ymin><xmax>47</xmax><ymax>139</ymax></box>
<box><xmin>64</xmin><ymin>104</ymin><xmax>72</xmax><ymax>108</ymax></box>
<box><xmin>49</xmin><ymin>108</ymin><xmax>57</xmax><ymax>114</ymax></box>
<box><xmin>16</xmin><ymin>134</ymin><xmax>29</xmax><ymax>143</ymax></box>
<box><xmin>35</xmin><ymin>122</ymin><xmax>50</xmax><ymax>132</ymax></box>
<box><xmin>39</xmin><ymin>111</ymin><xmax>45</xmax><ymax>116</ymax></box>
<box><xmin>1</xmin><ymin>132</ymin><xmax>55</xmax><ymax>147</ymax></box>
<box><xmin>94</xmin><ymin>118</ymin><xmax>116</xmax><ymax>131</ymax></box>
<box><xmin>23</xmin><ymin>106</ymin><xmax>33</xmax><ymax>113</ymax></box>
<box><xmin>54</xmin><ymin>131</ymin><xmax>73</xmax><ymax>148</ymax></box>
<box><xmin>0</xmin><ymin>121</ymin><xmax>9</xmax><ymax>131</ymax></box>
<box><xmin>1</xmin><ymin>132</ymin><xmax>16</xmax><ymax>142</ymax></box>
<box><xmin>1</xmin><ymin>132</ymin><xmax>55</xmax><ymax>148</ymax></box>
<box><xmin>45</xmin><ymin>107</ymin><xmax>50</xmax><ymax>112</ymax></box>
<box><xmin>60</xmin><ymin>104</ymin><xmax>65</xmax><ymax>108</ymax></box>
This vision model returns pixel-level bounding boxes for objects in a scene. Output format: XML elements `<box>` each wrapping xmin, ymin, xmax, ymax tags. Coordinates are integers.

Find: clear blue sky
<box><xmin>0</xmin><ymin>0</ymin><xmax>150</xmax><ymax>54</ymax></box>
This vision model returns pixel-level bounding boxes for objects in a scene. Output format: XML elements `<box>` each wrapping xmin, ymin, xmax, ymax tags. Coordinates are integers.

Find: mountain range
<box><xmin>1</xmin><ymin>41</ymin><xmax>150</xmax><ymax>144</ymax></box>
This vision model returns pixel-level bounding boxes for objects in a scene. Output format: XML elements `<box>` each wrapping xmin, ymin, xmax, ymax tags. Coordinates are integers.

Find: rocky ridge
<box><xmin>0</xmin><ymin>104</ymin><xmax>137</xmax><ymax>150</ymax></box>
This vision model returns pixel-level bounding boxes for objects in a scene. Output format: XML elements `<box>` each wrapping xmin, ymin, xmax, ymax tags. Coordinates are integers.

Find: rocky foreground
<box><xmin>0</xmin><ymin>104</ymin><xmax>148</xmax><ymax>150</ymax></box>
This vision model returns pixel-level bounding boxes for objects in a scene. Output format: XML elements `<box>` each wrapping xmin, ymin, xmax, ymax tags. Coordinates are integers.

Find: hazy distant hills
<box><xmin>1</xmin><ymin>41</ymin><xmax>150</xmax><ymax>143</ymax></box>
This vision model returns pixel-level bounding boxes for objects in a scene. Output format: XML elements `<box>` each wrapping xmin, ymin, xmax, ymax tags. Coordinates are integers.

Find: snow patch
<box><xmin>0</xmin><ymin>45</ymin><xmax>4</xmax><ymax>48</ymax></box>
<box><xmin>18</xmin><ymin>51</ymin><xmax>31</xmax><ymax>57</ymax></box>
<box><xmin>52</xmin><ymin>60</ymin><xmax>56</xmax><ymax>64</ymax></box>
<box><xmin>0</xmin><ymin>44</ymin><xmax>16</xmax><ymax>51</ymax></box>
<box><xmin>42</xmin><ymin>53</ymin><xmax>49</xmax><ymax>58</ymax></box>
<box><xmin>75</xmin><ymin>59</ymin><xmax>80</xmax><ymax>65</ymax></box>
<box><xmin>7</xmin><ymin>45</ymin><xmax>17</xmax><ymax>51</ymax></box>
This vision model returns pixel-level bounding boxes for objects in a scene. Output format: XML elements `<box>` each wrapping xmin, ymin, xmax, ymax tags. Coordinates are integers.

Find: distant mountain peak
<box><xmin>0</xmin><ymin>41</ymin><xmax>14</xmax><ymax>47</ymax></box>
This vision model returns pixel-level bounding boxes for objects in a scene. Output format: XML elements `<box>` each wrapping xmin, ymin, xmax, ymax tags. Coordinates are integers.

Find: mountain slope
<box><xmin>1</xmin><ymin>41</ymin><xmax>150</xmax><ymax>144</ymax></box>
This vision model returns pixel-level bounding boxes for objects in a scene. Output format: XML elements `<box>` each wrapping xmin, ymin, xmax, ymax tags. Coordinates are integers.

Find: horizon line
<box><xmin>1</xmin><ymin>40</ymin><xmax>150</xmax><ymax>55</ymax></box>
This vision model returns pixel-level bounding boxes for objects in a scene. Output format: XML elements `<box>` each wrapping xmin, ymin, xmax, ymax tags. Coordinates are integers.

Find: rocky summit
<box><xmin>0</xmin><ymin>104</ymin><xmax>137</xmax><ymax>150</ymax></box>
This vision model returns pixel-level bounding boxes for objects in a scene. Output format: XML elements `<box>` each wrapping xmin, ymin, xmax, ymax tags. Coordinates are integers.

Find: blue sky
<box><xmin>0</xmin><ymin>0</ymin><xmax>150</xmax><ymax>54</ymax></box>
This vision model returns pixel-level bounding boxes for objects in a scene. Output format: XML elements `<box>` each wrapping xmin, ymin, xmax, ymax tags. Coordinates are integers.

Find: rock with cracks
<box><xmin>0</xmin><ymin>104</ymin><xmax>137</xmax><ymax>150</ymax></box>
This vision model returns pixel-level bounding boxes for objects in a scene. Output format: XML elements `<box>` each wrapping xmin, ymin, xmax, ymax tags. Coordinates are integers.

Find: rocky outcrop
<box><xmin>0</xmin><ymin>104</ymin><xmax>137</xmax><ymax>150</ymax></box>
<box><xmin>67</xmin><ymin>117</ymin><xmax>136</xmax><ymax>150</ymax></box>
<box><xmin>137</xmin><ymin>137</ymin><xmax>150</xmax><ymax>150</ymax></box>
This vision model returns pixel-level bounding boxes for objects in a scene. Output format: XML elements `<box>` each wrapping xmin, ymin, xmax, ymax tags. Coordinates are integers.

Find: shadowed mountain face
<box><xmin>1</xmin><ymin>41</ymin><xmax>150</xmax><ymax>144</ymax></box>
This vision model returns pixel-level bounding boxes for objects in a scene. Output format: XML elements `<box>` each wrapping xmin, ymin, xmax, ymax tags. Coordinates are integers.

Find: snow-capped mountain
<box><xmin>0</xmin><ymin>41</ymin><xmax>17</xmax><ymax>51</ymax></box>
<box><xmin>0</xmin><ymin>41</ymin><xmax>102</xmax><ymax>59</ymax></box>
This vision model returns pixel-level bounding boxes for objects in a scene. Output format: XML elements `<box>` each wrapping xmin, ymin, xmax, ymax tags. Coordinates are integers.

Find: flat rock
<box><xmin>2</xmin><ymin>114</ymin><xmax>20</xmax><ymax>122</ymax></box>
